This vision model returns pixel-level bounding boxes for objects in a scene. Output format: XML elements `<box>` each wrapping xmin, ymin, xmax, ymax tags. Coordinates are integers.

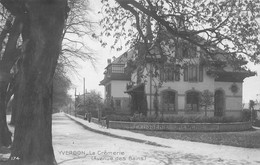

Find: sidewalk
<box><xmin>66</xmin><ymin>113</ymin><xmax>260</xmax><ymax>164</ymax></box>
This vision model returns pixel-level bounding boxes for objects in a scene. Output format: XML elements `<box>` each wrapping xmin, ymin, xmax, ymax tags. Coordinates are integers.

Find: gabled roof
<box><xmin>99</xmin><ymin>73</ymin><xmax>130</xmax><ymax>86</ymax></box>
<box><xmin>110</xmin><ymin>49</ymin><xmax>135</xmax><ymax>65</ymax></box>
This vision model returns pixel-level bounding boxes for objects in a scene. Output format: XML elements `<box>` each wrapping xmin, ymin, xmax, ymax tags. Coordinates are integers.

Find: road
<box><xmin>52</xmin><ymin>113</ymin><xmax>259</xmax><ymax>165</ymax></box>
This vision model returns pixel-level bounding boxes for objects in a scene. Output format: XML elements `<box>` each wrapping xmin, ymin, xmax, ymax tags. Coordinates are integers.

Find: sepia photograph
<box><xmin>0</xmin><ymin>0</ymin><xmax>260</xmax><ymax>164</ymax></box>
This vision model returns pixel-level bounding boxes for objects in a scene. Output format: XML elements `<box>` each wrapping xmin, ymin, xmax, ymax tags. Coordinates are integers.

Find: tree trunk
<box><xmin>0</xmin><ymin>16</ymin><xmax>22</xmax><ymax>148</ymax></box>
<box><xmin>0</xmin><ymin>17</ymin><xmax>13</xmax><ymax>148</ymax></box>
<box><xmin>0</xmin><ymin>82</ymin><xmax>12</xmax><ymax>147</ymax></box>
<box><xmin>9</xmin><ymin>93</ymin><xmax>17</xmax><ymax>125</ymax></box>
<box><xmin>9</xmin><ymin>70</ymin><xmax>21</xmax><ymax>126</ymax></box>
<box><xmin>8</xmin><ymin>1</ymin><xmax>67</xmax><ymax>165</ymax></box>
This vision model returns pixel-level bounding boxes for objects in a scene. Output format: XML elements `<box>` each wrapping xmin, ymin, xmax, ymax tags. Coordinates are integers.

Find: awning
<box><xmin>207</xmin><ymin>70</ymin><xmax>256</xmax><ymax>82</ymax></box>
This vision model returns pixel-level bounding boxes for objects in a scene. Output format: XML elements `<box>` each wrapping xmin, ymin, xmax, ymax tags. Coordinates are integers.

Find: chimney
<box><xmin>112</xmin><ymin>56</ymin><xmax>116</xmax><ymax>61</ymax></box>
<box><xmin>107</xmin><ymin>59</ymin><xmax>111</xmax><ymax>64</ymax></box>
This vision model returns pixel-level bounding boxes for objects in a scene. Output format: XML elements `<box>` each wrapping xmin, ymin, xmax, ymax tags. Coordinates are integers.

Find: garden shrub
<box><xmin>242</xmin><ymin>109</ymin><xmax>257</xmax><ymax>121</ymax></box>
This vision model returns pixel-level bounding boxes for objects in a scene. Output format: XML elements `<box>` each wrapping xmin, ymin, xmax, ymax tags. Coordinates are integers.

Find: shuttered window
<box><xmin>184</xmin><ymin>65</ymin><xmax>203</xmax><ymax>82</ymax></box>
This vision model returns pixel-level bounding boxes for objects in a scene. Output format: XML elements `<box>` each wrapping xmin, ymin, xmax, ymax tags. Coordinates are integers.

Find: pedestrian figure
<box><xmin>88</xmin><ymin>112</ymin><xmax>92</xmax><ymax>123</ymax></box>
<box><xmin>84</xmin><ymin>113</ymin><xmax>88</xmax><ymax>120</ymax></box>
<box><xmin>106</xmin><ymin>116</ymin><xmax>109</xmax><ymax>129</ymax></box>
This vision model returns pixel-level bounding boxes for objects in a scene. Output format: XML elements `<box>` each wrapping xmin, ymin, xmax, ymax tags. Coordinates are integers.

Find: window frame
<box><xmin>159</xmin><ymin>65</ymin><xmax>180</xmax><ymax>82</ymax></box>
<box><xmin>161</xmin><ymin>90</ymin><xmax>177</xmax><ymax>111</ymax></box>
<box><xmin>184</xmin><ymin>65</ymin><xmax>203</xmax><ymax>82</ymax></box>
<box><xmin>186</xmin><ymin>91</ymin><xmax>200</xmax><ymax>112</ymax></box>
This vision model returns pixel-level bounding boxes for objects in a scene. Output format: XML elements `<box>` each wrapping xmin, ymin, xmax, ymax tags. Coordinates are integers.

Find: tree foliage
<box><xmin>249</xmin><ymin>99</ymin><xmax>256</xmax><ymax>110</ymax></box>
<box><xmin>199</xmin><ymin>90</ymin><xmax>214</xmax><ymax>117</ymax></box>
<box><xmin>100</xmin><ymin>0</ymin><xmax>260</xmax><ymax>65</ymax></box>
<box><xmin>60</xmin><ymin>0</ymin><xmax>96</xmax><ymax>74</ymax></box>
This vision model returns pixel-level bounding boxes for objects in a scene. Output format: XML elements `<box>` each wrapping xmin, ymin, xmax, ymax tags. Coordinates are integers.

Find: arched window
<box><xmin>161</xmin><ymin>90</ymin><xmax>177</xmax><ymax>111</ymax></box>
<box><xmin>186</xmin><ymin>91</ymin><xmax>200</xmax><ymax>111</ymax></box>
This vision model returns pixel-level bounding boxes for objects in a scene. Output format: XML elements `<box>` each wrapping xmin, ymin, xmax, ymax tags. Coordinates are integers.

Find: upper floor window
<box><xmin>160</xmin><ymin>65</ymin><xmax>180</xmax><ymax>82</ymax></box>
<box><xmin>184</xmin><ymin>65</ymin><xmax>203</xmax><ymax>82</ymax></box>
<box><xmin>111</xmin><ymin>65</ymin><xmax>124</xmax><ymax>73</ymax></box>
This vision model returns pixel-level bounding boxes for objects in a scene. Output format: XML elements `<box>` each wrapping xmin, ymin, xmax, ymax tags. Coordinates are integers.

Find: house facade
<box><xmin>100</xmin><ymin>40</ymin><xmax>255</xmax><ymax>118</ymax></box>
<box><xmin>100</xmin><ymin>51</ymin><xmax>135</xmax><ymax>112</ymax></box>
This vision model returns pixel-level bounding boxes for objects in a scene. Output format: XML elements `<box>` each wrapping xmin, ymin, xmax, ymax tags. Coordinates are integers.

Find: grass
<box><xmin>132</xmin><ymin>127</ymin><xmax>260</xmax><ymax>148</ymax></box>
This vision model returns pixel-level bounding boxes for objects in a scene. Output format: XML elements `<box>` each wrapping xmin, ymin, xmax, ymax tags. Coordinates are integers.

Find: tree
<box><xmin>60</xmin><ymin>0</ymin><xmax>95</xmax><ymax>75</ymax></box>
<box><xmin>249</xmin><ymin>100</ymin><xmax>256</xmax><ymax>111</ymax></box>
<box><xmin>0</xmin><ymin>1</ymin><xmax>69</xmax><ymax>165</ymax></box>
<box><xmin>199</xmin><ymin>90</ymin><xmax>214</xmax><ymax>117</ymax></box>
<box><xmin>0</xmin><ymin>10</ymin><xmax>21</xmax><ymax>148</ymax></box>
<box><xmin>75</xmin><ymin>90</ymin><xmax>103</xmax><ymax>117</ymax></box>
<box><xmin>100</xmin><ymin>0</ymin><xmax>260</xmax><ymax>65</ymax></box>
<box><xmin>52</xmin><ymin>64</ymin><xmax>72</xmax><ymax>113</ymax></box>
<box><xmin>249</xmin><ymin>99</ymin><xmax>256</xmax><ymax>121</ymax></box>
<box><xmin>85</xmin><ymin>90</ymin><xmax>103</xmax><ymax>110</ymax></box>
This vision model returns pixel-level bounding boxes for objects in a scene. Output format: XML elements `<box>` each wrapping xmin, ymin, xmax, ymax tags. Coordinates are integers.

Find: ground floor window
<box><xmin>186</xmin><ymin>91</ymin><xmax>200</xmax><ymax>111</ymax></box>
<box><xmin>115</xmin><ymin>99</ymin><xmax>121</xmax><ymax>108</ymax></box>
<box><xmin>161</xmin><ymin>90</ymin><xmax>177</xmax><ymax>111</ymax></box>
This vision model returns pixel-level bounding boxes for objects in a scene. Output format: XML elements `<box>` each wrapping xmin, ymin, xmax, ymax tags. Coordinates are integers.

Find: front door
<box><xmin>214</xmin><ymin>90</ymin><xmax>225</xmax><ymax>117</ymax></box>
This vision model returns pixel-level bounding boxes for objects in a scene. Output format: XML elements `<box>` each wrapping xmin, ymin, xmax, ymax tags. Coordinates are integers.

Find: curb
<box><xmin>65</xmin><ymin>114</ymin><xmax>170</xmax><ymax>148</ymax></box>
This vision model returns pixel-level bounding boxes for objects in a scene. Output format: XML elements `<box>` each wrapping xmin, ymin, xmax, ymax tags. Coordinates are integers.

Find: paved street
<box><xmin>53</xmin><ymin>113</ymin><xmax>260</xmax><ymax>165</ymax></box>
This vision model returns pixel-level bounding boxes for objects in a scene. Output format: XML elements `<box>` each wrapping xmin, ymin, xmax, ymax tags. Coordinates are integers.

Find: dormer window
<box><xmin>111</xmin><ymin>64</ymin><xmax>124</xmax><ymax>73</ymax></box>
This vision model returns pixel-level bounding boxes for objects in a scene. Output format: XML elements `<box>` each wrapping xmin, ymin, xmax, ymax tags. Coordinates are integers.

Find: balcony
<box><xmin>100</xmin><ymin>64</ymin><xmax>131</xmax><ymax>85</ymax></box>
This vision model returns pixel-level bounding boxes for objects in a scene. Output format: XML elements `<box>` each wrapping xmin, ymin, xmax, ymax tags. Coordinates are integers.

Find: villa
<box><xmin>100</xmin><ymin>34</ymin><xmax>255</xmax><ymax>118</ymax></box>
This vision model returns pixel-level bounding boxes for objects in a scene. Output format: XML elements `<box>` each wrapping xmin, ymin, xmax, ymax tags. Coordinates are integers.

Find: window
<box><xmin>184</xmin><ymin>65</ymin><xmax>203</xmax><ymax>82</ymax></box>
<box><xmin>105</xmin><ymin>84</ymin><xmax>111</xmax><ymax>98</ymax></box>
<box><xmin>115</xmin><ymin>100</ymin><xmax>121</xmax><ymax>107</ymax></box>
<box><xmin>160</xmin><ymin>65</ymin><xmax>180</xmax><ymax>82</ymax></box>
<box><xmin>137</xmin><ymin>67</ymin><xmax>142</xmax><ymax>84</ymax></box>
<box><xmin>112</xmin><ymin>65</ymin><xmax>124</xmax><ymax>73</ymax></box>
<box><xmin>186</xmin><ymin>91</ymin><xmax>200</xmax><ymax>111</ymax></box>
<box><xmin>161</xmin><ymin>91</ymin><xmax>176</xmax><ymax>111</ymax></box>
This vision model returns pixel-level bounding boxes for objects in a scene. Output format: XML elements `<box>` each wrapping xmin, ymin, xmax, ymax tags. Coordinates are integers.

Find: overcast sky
<box><xmin>68</xmin><ymin>0</ymin><xmax>260</xmax><ymax>103</ymax></box>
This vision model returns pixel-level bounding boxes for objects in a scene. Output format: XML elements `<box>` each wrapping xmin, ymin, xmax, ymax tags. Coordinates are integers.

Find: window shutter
<box><xmin>199</xmin><ymin>65</ymin><xmax>203</xmax><ymax>82</ymax></box>
<box><xmin>160</xmin><ymin>69</ymin><xmax>164</xmax><ymax>81</ymax></box>
<box><xmin>184</xmin><ymin>67</ymin><xmax>188</xmax><ymax>81</ymax></box>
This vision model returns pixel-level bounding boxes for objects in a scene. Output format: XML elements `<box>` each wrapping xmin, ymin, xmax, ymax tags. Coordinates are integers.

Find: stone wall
<box><xmin>108</xmin><ymin>121</ymin><xmax>252</xmax><ymax>132</ymax></box>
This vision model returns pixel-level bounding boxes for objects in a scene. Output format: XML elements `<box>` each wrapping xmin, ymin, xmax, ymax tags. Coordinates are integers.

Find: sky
<box><xmin>68</xmin><ymin>0</ymin><xmax>260</xmax><ymax>103</ymax></box>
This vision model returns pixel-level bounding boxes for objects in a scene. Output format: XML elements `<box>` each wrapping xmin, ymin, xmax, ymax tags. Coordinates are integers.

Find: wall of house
<box><xmin>110</xmin><ymin>80</ymin><xmax>129</xmax><ymax>98</ymax></box>
<box><xmin>144</xmin><ymin>65</ymin><xmax>215</xmax><ymax>114</ymax></box>
<box><xmin>214</xmin><ymin>81</ymin><xmax>243</xmax><ymax>117</ymax></box>
<box><xmin>129</xmin><ymin>62</ymin><xmax>244</xmax><ymax>118</ymax></box>
<box><xmin>110</xmin><ymin>80</ymin><xmax>130</xmax><ymax>111</ymax></box>
<box><xmin>143</xmin><ymin>65</ymin><xmax>243</xmax><ymax>118</ymax></box>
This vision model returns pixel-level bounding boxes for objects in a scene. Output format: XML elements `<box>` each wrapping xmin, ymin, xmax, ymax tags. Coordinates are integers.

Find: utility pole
<box><xmin>83</xmin><ymin>78</ymin><xmax>86</xmax><ymax>113</ymax></box>
<box><xmin>149</xmin><ymin>64</ymin><xmax>152</xmax><ymax>116</ymax></box>
<box><xmin>74</xmin><ymin>88</ymin><xmax>77</xmax><ymax>117</ymax></box>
